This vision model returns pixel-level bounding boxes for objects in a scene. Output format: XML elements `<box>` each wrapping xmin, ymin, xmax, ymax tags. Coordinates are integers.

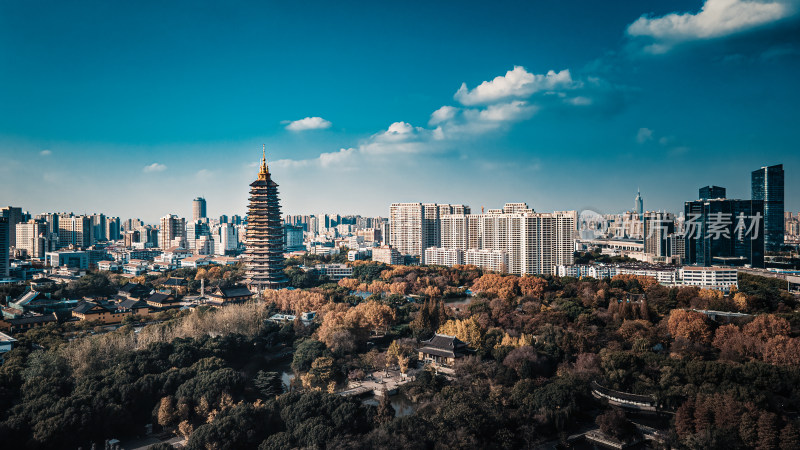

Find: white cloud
<box><xmin>429</xmin><ymin>106</ymin><xmax>458</xmax><ymax>125</ymax></box>
<box><xmin>627</xmin><ymin>0</ymin><xmax>798</xmax><ymax>53</ymax></box>
<box><xmin>454</xmin><ymin>66</ymin><xmax>575</xmax><ymax>105</ymax></box>
<box><xmin>637</xmin><ymin>127</ymin><xmax>654</xmax><ymax>144</ymax></box>
<box><xmin>143</xmin><ymin>163</ymin><xmax>167</xmax><ymax>173</ymax></box>
<box><xmin>284</xmin><ymin>116</ymin><xmax>332</xmax><ymax>131</ymax></box>
<box><xmin>40</xmin><ymin>149</ymin><xmax>52</xmax><ymax>156</ymax></box>
<box><xmin>319</xmin><ymin>148</ymin><xmax>357</xmax><ymax>166</ymax></box>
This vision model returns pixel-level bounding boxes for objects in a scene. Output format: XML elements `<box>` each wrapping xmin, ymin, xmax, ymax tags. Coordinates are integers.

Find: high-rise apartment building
<box><xmin>1</xmin><ymin>206</ymin><xmax>23</xmax><ymax>248</ymax></box>
<box><xmin>214</xmin><ymin>223</ymin><xmax>239</xmax><ymax>255</ymax></box>
<box><xmin>16</xmin><ymin>220</ymin><xmax>48</xmax><ymax>259</ymax></box>
<box><xmin>643</xmin><ymin>212</ymin><xmax>676</xmax><ymax>257</ymax></box>
<box><xmin>752</xmin><ymin>164</ymin><xmax>784</xmax><ymax>252</ymax></box>
<box><xmin>389</xmin><ymin>203</ymin><xmax>470</xmax><ymax>263</ymax></box>
<box><xmin>186</xmin><ymin>220</ymin><xmax>210</xmax><ymax>252</ymax></box>
<box><xmin>159</xmin><ymin>214</ymin><xmax>186</xmax><ymax>249</ymax></box>
<box><xmin>106</xmin><ymin>217</ymin><xmax>121</xmax><ymax>241</ymax></box>
<box><xmin>91</xmin><ymin>213</ymin><xmax>106</xmax><ymax>241</ymax></box>
<box><xmin>193</xmin><ymin>197</ymin><xmax>207</xmax><ymax>222</ymax></box>
<box><xmin>58</xmin><ymin>215</ymin><xmax>92</xmax><ymax>249</ymax></box>
<box><xmin>0</xmin><ymin>217</ymin><xmax>9</xmax><ymax>278</ymax></box>
<box><xmin>244</xmin><ymin>148</ymin><xmax>287</xmax><ymax>290</ymax></box>
<box><xmin>429</xmin><ymin>204</ymin><xmax>575</xmax><ymax>275</ymax></box>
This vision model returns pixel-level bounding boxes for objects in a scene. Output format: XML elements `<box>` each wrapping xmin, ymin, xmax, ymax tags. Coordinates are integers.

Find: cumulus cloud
<box><xmin>429</xmin><ymin>106</ymin><xmax>458</xmax><ymax>125</ymax></box>
<box><xmin>143</xmin><ymin>163</ymin><xmax>167</xmax><ymax>173</ymax></box>
<box><xmin>40</xmin><ymin>149</ymin><xmax>52</xmax><ymax>156</ymax></box>
<box><xmin>637</xmin><ymin>127</ymin><xmax>654</xmax><ymax>144</ymax></box>
<box><xmin>627</xmin><ymin>0</ymin><xmax>798</xmax><ymax>53</ymax></box>
<box><xmin>284</xmin><ymin>116</ymin><xmax>332</xmax><ymax>131</ymax></box>
<box><xmin>454</xmin><ymin>66</ymin><xmax>576</xmax><ymax>105</ymax></box>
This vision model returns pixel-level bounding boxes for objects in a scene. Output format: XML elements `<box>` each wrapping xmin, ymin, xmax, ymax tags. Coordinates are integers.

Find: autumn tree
<box><xmin>667</xmin><ymin>310</ymin><xmax>712</xmax><ymax>345</ymax></box>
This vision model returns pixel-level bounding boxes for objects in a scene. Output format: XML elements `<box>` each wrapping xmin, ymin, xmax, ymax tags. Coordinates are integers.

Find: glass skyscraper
<box><xmin>752</xmin><ymin>164</ymin><xmax>784</xmax><ymax>252</ymax></box>
<box><xmin>684</xmin><ymin>198</ymin><xmax>765</xmax><ymax>268</ymax></box>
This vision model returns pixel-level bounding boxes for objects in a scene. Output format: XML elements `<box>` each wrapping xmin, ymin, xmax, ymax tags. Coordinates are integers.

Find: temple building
<box><xmin>244</xmin><ymin>146</ymin><xmax>288</xmax><ymax>291</ymax></box>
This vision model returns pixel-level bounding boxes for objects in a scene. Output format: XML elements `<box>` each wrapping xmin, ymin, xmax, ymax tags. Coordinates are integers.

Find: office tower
<box><xmin>684</xmin><ymin>197</ymin><xmax>764</xmax><ymax>268</ymax></box>
<box><xmin>0</xmin><ymin>217</ymin><xmax>9</xmax><ymax>278</ymax></box>
<box><xmin>634</xmin><ymin>189</ymin><xmax>643</xmax><ymax>216</ymax></box>
<box><xmin>643</xmin><ymin>212</ymin><xmax>676</xmax><ymax>257</ymax></box>
<box><xmin>389</xmin><ymin>203</ymin><xmax>470</xmax><ymax>263</ymax></box>
<box><xmin>58</xmin><ymin>216</ymin><xmax>92</xmax><ymax>248</ymax></box>
<box><xmin>1</xmin><ymin>207</ymin><xmax>23</xmax><ymax>248</ymax></box>
<box><xmin>193</xmin><ymin>197</ymin><xmax>207</xmax><ymax>222</ymax></box>
<box><xmin>186</xmin><ymin>220</ymin><xmax>210</xmax><ymax>252</ymax></box>
<box><xmin>219</xmin><ymin>215</ymin><xmax>228</xmax><ymax>224</ymax></box>
<box><xmin>159</xmin><ymin>214</ymin><xmax>186</xmax><ymax>249</ymax></box>
<box><xmin>283</xmin><ymin>224</ymin><xmax>304</xmax><ymax>252</ymax></box>
<box><xmin>699</xmin><ymin>186</ymin><xmax>726</xmax><ymax>200</ymax></box>
<box><xmin>752</xmin><ymin>164</ymin><xmax>784</xmax><ymax>252</ymax></box>
<box><xmin>91</xmin><ymin>213</ymin><xmax>106</xmax><ymax>241</ymax></box>
<box><xmin>244</xmin><ymin>148</ymin><xmax>287</xmax><ymax>290</ymax></box>
<box><xmin>16</xmin><ymin>220</ymin><xmax>48</xmax><ymax>259</ymax></box>
<box><xmin>106</xmin><ymin>217</ymin><xmax>121</xmax><ymax>241</ymax></box>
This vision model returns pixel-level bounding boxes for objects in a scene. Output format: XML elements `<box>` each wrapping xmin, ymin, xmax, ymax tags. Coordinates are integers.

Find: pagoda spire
<box><xmin>258</xmin><ymin>144</ymin><xmax>269</xmax><ymax>180</ymax></box>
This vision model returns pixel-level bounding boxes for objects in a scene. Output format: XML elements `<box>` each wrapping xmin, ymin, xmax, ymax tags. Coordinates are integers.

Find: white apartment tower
<box><xmin>389</xmin><ymin>202</ymin><xmax>470</xmax><ymax>263</ymax></box>
<box><xmin>433</xmin><ymin>203</ymin><xmax>576</xmax><ymax>275</ymax></box>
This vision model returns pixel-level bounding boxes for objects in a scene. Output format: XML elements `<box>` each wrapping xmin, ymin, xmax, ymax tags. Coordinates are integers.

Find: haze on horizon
<box><xmin>1</xmin><ymin>0</ymin><xmax>799</xmax><ymax>223</ymax></box>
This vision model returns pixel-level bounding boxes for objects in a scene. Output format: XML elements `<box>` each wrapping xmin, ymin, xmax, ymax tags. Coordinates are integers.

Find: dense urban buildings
<box><xmin>752</xmin><ymin>164</ymin><xmax>785</xmax><ymax>251</ymax></box>
<box><xmin>404</xmin><ymin>202</ymin><xmax>576</xmax><ymax>275</ymax></box>
<box><xmin>389</xmin><ymin>203</ymin><xmax>470</xmax><ymax>263</ymax></box>
<box><xmin>243</xmin><ymin>148</ymin><xmax>287</xmax><ymax>290</ymax></box>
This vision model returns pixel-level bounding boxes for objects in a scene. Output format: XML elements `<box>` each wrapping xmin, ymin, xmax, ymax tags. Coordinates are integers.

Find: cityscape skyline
<box><xmin>2</xmin><ymin>1</ymin><xmax>799</xmax><ymax>221</ymax></box>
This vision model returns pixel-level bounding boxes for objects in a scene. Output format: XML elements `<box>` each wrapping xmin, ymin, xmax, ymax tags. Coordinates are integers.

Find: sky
<box><xmin>1</xmin><ymin>0</ymin><xmax>799</xmax><ymax>223</ymax></box>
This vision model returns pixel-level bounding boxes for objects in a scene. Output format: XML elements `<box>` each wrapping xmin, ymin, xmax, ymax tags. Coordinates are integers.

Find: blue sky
<box><xmin>1</xmin><ymin>0</ymin><xmax>798</xmax><ymax>223</ymax></box>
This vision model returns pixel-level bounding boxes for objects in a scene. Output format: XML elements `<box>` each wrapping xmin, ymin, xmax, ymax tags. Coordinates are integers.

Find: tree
<box><xmin>254</xmin><ymin>371</ymin><xmax>283</xmax><ymax>398</ymax></box>
<box><xmin>757</xmin><ymin>411</ymin><xmax>779</xmax><ymax>450</ymax></box>
<box><xmin>596</xmin><ymin>408</ymin><xmax>637</xmax><ymax>441</ymax></box>
<box><xmin>780</xmin><ymin>422</ymin><xmax>800</xmax><ymax>450</ymax></box>
<box><xmin>374</xmin><ymin>390</ymin><xmax>395</xmax><ymax>425</ymax></box>
<box><xmin>178</xmin><ymin>420</ymin><xmax>194</xmax><ymax>440</ymax></box>
<box><xmin>667</xmin><ymin>310</ymin><xmax>712</xmax><ymax>344</ymax></box>
<box><xmin>292</xmin><ymin>339</ymin><xmax>327</xmax><ymax>372</ymax></box>
<box><xmin>157</xmin><ymin>396</ymin><xmax>178</xmax><ymax>428</ymax></box>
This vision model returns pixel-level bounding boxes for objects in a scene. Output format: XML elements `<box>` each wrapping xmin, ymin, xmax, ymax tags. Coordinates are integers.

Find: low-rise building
<box><xmin>311</xmin><ymin>264</ymin><xmax>353</xmax><ymax>280</ymax></box>
<box><xmin>97</xmin><ymin>260</ymin><xmax>121</xmax><ymax>271</ymax></box>
<box><xmin>466</xmin><ymin>249</ymin><xmax>508</xmax><ymax>273</ymax></box>
<box><xmin>424</xmin><ymin>247</ymin><xmax>465</xmax><ymax>267</ymax></box>
<box><xmin>372</xmin><ymin>246</ymin><xmax>403</xmax><ymax>265</ymax></box>
<box><xmin>0</xmin><ymin>331</ymin><xmax>17</xmax><ymax>363</ymax></box>
<box><xmin>417</xmin><ymin>334</ymin><xmax>468</xmax><ymax>369</ymax></box>
<box><xmin>145</xmin><ymin>292</ymin><xmax>181</xmax><ymax>309</ymax></box>
<box><xmin>180</xmin><ymin>255</ymin><xmax>209</xmax><ymax>268</ymax></box>
<box><xmin>679</xmin><ymin>266</ymin><xmax>738</xmax><ymax>292</ymax></box>
<box><xmin>206</xmin><ymin>285</ymin><xmax>253</xmax><ymax>306</ymax></box>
